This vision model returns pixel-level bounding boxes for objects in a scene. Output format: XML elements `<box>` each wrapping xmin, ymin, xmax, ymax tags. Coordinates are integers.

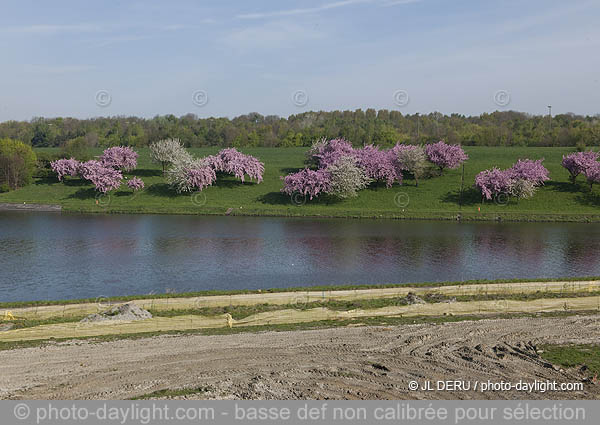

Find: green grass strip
<box><xmin>131</xmin><ymin>386</ymin><xmax>214</xmax><ymax>400</ymax></box>
<box><xmin>540</xmin><ymin>344</ymin><xmax>600</xmax><ymax>376</ymax></box>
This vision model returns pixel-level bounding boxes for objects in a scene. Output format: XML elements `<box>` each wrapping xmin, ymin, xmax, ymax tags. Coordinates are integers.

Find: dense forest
<box><xmin>0</xmin><ymin>110</ymin><xmax>599</xmax><ymax>149</ymax></box>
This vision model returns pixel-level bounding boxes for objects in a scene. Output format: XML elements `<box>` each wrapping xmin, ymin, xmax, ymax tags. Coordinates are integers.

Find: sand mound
<box><xmin>81</xmin><ymin>303</ymin><xmax>152</xmax><ymax>323</ymax></box>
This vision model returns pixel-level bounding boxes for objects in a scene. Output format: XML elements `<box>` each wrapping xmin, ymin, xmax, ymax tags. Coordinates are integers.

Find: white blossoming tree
<box><xmin>149</xmin><ymin>138</ymin><xmax>191</xmax><ymax>175</ymax></box>
<box><xmin>396</xmin><ymin>145</ymin><xmax>427</xmax><ymax>187</ymax></box>
<box><xmin>326</xmin><ymin>156</ymin><xmax>372</xmax><ymax>199</ymax></box>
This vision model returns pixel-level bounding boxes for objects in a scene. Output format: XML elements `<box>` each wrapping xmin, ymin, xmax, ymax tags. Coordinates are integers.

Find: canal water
<box><xmin>1</xmin><ymin>212</ymin><xmax>599</xmax><ymax>302</ymax></box>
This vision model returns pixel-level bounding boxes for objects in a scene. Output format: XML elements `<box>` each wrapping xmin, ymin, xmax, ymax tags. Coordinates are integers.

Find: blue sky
<box><xmin>1</xmin><ymin>0</ymin><xmax>599</xmax><ymax>121</ymax></box>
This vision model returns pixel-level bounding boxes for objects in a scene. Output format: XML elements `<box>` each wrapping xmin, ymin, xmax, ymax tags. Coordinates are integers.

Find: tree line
<box><xmin>0</xmin><ymin>110</ymin><xmax>599</xmax><ymax>149</ymax></box>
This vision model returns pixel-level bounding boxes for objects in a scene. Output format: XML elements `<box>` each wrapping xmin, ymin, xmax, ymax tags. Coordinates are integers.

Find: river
<box><xmin>1</xmin><ymin>212</ymin><xmax>599</xmax><ymax>302</ymax></box>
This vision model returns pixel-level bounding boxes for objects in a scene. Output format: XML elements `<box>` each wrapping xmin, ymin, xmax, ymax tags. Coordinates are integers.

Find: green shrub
<box><xmin>0</xmin><ymin>138</ymin><xmax>37</xmax><ymax>190</ymax></box>
<box><xmin>34</xmin><ymin>151</ymin><xmax>63</xmax><ymax>178</ymax></box>
<box><xmin>61</xmin><ymin>137</ymin><xmax>91</xmax><ymax>161</ymax></box>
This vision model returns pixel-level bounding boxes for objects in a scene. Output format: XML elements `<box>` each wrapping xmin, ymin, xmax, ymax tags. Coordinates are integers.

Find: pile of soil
<box><xmin>80</xmin><ymin>303</ymin><xmax>152</xmax><ymax>323</ymax></box>
<box><xmin>405</xmin><ymin>292</ymin><xmax>426</xmax><ymax>304</ymax></box>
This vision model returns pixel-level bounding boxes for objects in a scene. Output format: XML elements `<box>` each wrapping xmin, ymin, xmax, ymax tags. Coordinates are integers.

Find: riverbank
<box><xmin>1</xmin><ymin>146</ymin><xmax>599</xmax><ymax>222</ymax></box>
<box><xmin>5</xmin><ymin>201</ymin><xmax>600</xmax><ymax>223</ymax></box>
<box><xmin>0</xmin><ymin>203</ymin><xmax>61</xmax><ymax>212</ymax></box>
<box><xmin>2</xmin><ymin>277</ymin><xmax>598</xmax><ymax>400</ymax></box>
<box><xmin>2</xmin><ymin>277</ymin><xmax>599</xmax><ymax>309</ymax></box>
<box><xmin>1</xmin><ymin>278</ymin><xmax>598</xmax><ymax>343</ymax></box>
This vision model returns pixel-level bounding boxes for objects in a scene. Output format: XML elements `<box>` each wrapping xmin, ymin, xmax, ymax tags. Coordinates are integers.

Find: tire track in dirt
<box><xmin>1</xmin><ymin>315</ymin><xmax>598</xmax><ymax>400</ymax></box>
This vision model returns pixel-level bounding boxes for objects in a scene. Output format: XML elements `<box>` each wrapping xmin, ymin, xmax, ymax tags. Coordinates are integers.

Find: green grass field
<box><xmin>540</xmin><ymin>344</ymin><xmax>600</xmax><ymax>376</ymax></box>
<box><xmin>1</xmin><ymin>146</ymin><xmax>599</xmax><ymax>221</ymax></box>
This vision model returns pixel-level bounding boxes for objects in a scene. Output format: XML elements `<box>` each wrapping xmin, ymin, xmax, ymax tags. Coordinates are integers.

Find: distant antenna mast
<box><xmin>547</xmin><ymin>105</ymin><xmax>552</xmax><ymax>130</ymax></box>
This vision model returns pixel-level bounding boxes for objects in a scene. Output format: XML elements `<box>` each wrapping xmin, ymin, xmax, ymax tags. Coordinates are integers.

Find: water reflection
<box><xmin>1</xmin><ymin>212</ymin><xmax>600</xmax><ymax>302</ymax></box>
<box><xmin>562</xmin><ymin>232</ymin><xmax>600</xmax><ymax>273</ymax></box>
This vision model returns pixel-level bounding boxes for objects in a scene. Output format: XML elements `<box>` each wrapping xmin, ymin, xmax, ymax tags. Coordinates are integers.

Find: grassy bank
<box><xmin>1</xmin><ymin>146</ymin><xmax>600</xmax><ymax>221</ymax></box>
<box><xmin>4</xmin><ymin>289</ymin><xmax>599</xmax><ymax>329</ymax></box>
<box><xmin>2</xmin><ymin>274</ymin><xmax>598</xmax><ymax>345</ymax></box>
<box><xmin>2</xmin><ymin>276</ymin><xmax>599</xmax><ymax>309</ymax></box>
<box><xmin>147</xmin><ymin>290</ymin><xmax>600</xmax><ymax>320</ymax></box>
<box><xmin>2</xmin><ymin>289</ymin><xmax>598</xmax><ymax>342</ymax></box>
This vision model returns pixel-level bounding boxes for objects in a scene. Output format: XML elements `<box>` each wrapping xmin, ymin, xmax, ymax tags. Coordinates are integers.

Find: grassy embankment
<box><xmin>1</xmin><ymin>278</ymin><xmax>599</xmax><ymax>349</ymax></box>
<box><xmin>1</xmin><ymin>146</ymin><xmax>599</xmax><ymax>221</ymax></box>
<box><xmin>1</xmin><ymin>276</ymin><xmax>599</xmax><ymax>309</ymax></box>
<box><xmin>3</xmin><ymin>290</ymin><xmax>600</xmax><ymax>328</ymax></box>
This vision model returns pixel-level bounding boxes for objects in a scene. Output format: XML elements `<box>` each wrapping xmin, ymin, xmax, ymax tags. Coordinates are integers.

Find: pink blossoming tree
<box><xmin>166</xmin><ymin>158</ymin><xmax>216</xmax><ymax>193</ymax></box>
<box><xmin>98</xmin><ymin>146</ymin><xmax>138</xmax><ymax>171</ymax></box>
<box><xmin>475</xmin><ymin>167</ymin><xmax>514</xmax><ymax>201</ymax></box>
<box><xmin>50</xmin><ymin>158</ymin><xmax>80</xmax><ymax>181</ymax></box>
<box><xmin>206</xmin><ymin>148</ymin><xmax>264</xmax><ymax>183</ymax></box>
<box><xmin>510</xmin><ymin>159</ymin><xmax>550</xmax><ymax>186</ymax></box>
<box><xmin>561</xmin><ymin>151</ymin><xmax>599</xmax><ymax>184</ymax></box>
<box><xmin>475</xmin><ymin>158</ymin><xmax>550</xmax><ymax>202</ymax></box>
<box><xmin>79</xmin><ymin>160</ymin><xmax>123</xmax><ymax>193</ymax></box>
<box><xmin>126</xmin><ymin>176</ymin><xmax>144</xmax><ymax>191</ymax></box>
<box><xmin>307</xmin><ymin>138</ymin><xmax>355</xmax><ymax>168</ymax></box>
<box><xmin>584</xmin><ymin>162</ymin><xmax>600</xmax><ymax>189</ymax></box>
<box><xmin>425</xmin><ymin>141</ymin><xmax>468</xmax><ymax>173</ymax></box>
<box><xmin>281</xmin><ymin>168</ymin><xmax>332</xmax><ymax>200</ymax></box>
<box><xmin>354</xmin><ymin>145</ymin><xmax>402</xmax><ymax>187</ymax></box>
<box><xmin>284</xmin><ymin>139</ymin><xmax>424</xmax><ymax>201</ymax></box>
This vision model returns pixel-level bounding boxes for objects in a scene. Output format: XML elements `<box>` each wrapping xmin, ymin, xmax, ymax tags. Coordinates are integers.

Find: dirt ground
<box><xmin>1</xmin><ymin>314</ymin><xmax>599</xmax><ymax>400</ymax></box>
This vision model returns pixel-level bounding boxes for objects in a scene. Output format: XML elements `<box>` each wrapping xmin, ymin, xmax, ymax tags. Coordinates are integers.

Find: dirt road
<box><xmin>1</xmin><ymin>315</ymin><xmax>599</xmax><ymax>400</ymax></box>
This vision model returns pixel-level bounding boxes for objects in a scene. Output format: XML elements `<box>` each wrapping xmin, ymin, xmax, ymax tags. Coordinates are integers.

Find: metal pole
<box><xmin>417</xmin><ymin>114</ymin><xmax>420</xmax><ymax>141</ymax></box>
<box><xmin>459</xmin><ymin>163</ymin><xmax>465</xmax><ymax>210</ymax></box>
